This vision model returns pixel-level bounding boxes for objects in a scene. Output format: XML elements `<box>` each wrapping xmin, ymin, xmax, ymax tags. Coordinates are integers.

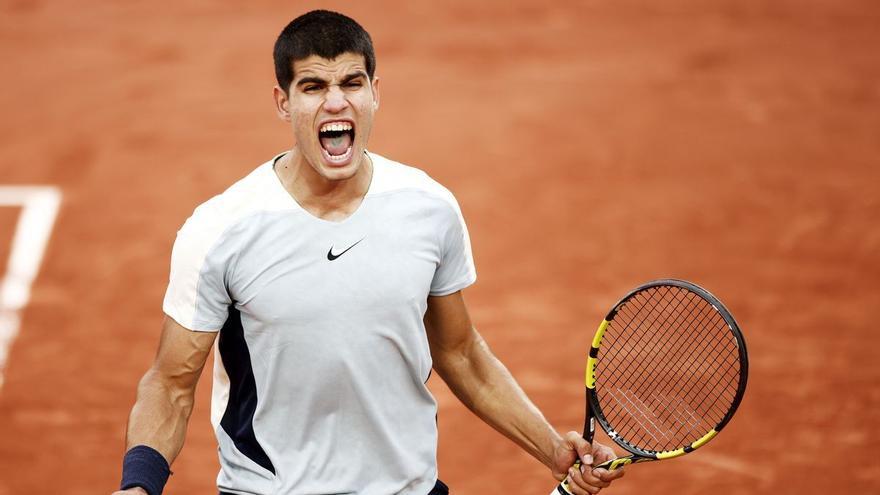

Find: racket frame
<box><xmin>555</xmin><ymin>279</ymin><xmax>748</xmax><ymax>494</ymax></box>
<box><xmin>589</xmin><ymin>279</ymin><xmax>748</xmax><ymax>469</ymax></box>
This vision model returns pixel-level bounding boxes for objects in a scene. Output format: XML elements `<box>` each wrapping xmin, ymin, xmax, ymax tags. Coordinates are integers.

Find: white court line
<box><xmin>0</xmin><ymin>186</ymin><xmax>62</xmax><ymax>389</ymax></box>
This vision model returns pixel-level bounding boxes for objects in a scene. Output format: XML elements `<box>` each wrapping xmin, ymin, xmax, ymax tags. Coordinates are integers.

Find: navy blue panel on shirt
<box><xmin>219</xmin><ymin>306</ymin><xmax>276</xmax><ymax>475</ymax></box>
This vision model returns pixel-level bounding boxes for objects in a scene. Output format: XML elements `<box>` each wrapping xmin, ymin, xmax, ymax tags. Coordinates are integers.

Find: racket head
<box><xmin>586</xmin><ymin>279</ymin><xmax>748</xmax><ymax>461</ymax></box>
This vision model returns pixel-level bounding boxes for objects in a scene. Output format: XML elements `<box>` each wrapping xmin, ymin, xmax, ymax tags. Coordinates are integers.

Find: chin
<box><xmin>320</xmin><ymin>166</ymin><xmax>359</xmax><ymax>182</ymax></box>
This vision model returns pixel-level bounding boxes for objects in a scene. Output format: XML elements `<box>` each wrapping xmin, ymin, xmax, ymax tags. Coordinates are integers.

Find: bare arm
<box><xmin>425</xmin><ymin>291</ymin><xmax>562</xmax><ymax>466</ymax></box>
<box><xmin>124</xmin><ymin>316</ymin><xmax>217</xmax><ymax>462</ymax></box>
<box><xmin>425</xmin><ymin>291</ymin><xmax>623</xmax><ymax>494</ymax></box>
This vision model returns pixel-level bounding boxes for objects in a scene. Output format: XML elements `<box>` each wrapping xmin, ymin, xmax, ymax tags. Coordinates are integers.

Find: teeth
<box><xmin>320</xmin><ymin>122</ymin><xmax>353</xmax><ymax>133</ymax></box>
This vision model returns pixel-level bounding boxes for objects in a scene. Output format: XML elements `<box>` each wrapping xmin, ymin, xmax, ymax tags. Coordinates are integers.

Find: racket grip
<box><xmin>550</xmin><ymin>460</ymin><xmax>581</xmax><ymax>495</ymax></box>
<box><xmin>550</xmin><ymin>483</ymin><xmax>573</xmax><ymax>495</ymax></box>
<box><xmin>551</xmin><ymin>457</ymin><xmax>625</xmax><ymax>493</ymax></box>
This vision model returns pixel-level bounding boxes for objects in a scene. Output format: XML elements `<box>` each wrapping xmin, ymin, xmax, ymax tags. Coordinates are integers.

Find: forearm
<box><xmin>124</xmin><ymin>368</ymin><xmax>196</xmax><ymax>463</ymax></box>
<box><xmin>435</xmin><ymin>331</ymin><xmax>562</xmax><ymax>468</ymax></box>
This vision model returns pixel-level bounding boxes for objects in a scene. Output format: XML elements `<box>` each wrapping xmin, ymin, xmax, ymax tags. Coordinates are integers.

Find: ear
<box><xmin>371</xmin><ymin>77</ymin><xmax>380</xmax><ymax>110</ymax></box>
<box><xmin>272</xmin><ymin>85</ymin><xmax>291</xmax><ymax>122</ymax></box>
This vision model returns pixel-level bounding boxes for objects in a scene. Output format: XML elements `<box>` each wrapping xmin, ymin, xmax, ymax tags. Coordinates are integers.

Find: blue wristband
<box><xmin>120</xmin><ymin>445</ymin><xmax>171</xmax><ymax>495</ymax></box>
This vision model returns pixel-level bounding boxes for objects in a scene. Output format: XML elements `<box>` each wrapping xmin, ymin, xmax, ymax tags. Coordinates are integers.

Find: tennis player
<box><xmin>114</xmin><ymin>10</ymin><xmax>624</xmax><ymax>495</ymax></box>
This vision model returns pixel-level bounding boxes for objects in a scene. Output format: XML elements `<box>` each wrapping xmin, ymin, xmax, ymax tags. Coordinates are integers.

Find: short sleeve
<box><xmin>162</xmin><ymin>208</ymin><xmax>233</xmax><ymax>332</ymax></box>
<box><xmin>429</xmin><ymin>198</ymin><xmax>477</xmax><ymax>296</ymax></box>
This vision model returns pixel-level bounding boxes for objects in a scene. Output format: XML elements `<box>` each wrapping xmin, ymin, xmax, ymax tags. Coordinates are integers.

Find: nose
<box><xmin>323</xmin><ymin>85</ymin><xmax>348</xmax><ymax>113</ymax></box>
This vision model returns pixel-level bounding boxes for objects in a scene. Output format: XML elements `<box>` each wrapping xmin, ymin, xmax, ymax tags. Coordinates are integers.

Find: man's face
<box><xmin>275</xmin><ymin>52</ymin><xmax>379</xmax><ymax>182</ymax></box>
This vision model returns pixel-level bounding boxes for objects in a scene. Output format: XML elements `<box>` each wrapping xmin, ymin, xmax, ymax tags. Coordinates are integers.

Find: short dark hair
<box><xmin>273</xmin><ymin>10</ymin><xmax>376</xmax><ymax>92</ymax></box>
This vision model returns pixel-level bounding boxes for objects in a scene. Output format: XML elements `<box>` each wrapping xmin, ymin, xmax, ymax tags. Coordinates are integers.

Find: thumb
<box><xmin>563</xmin><ymin>431</ymin><xmax>593</xmax><ymax>470</ymax></box>
<box><xmin>577</xmin><ymin>443</ymin><xmax>594</xmax><ymax>470</ymax></box>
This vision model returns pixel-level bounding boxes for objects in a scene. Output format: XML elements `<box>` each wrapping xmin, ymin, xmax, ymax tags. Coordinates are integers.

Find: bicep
<box><xmin>425</xmin><ymin>291</ymin><xmax>507</xmax><ymax>413</ymax></box>
<box><xmin>150</xmin><ymin>316</ymin><xmax>217</xmax><ymax>389</ymax></box>
<box><xmin>425</xmin><ymin>291</ymin><xmax>477</xmax><ymax>362</ymax></box>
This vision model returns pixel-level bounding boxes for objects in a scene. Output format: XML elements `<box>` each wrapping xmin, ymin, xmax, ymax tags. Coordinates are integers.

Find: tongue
<box><xmin>320</xmin><ymin>133</ymin><xmax>352</xmax><ymax>156</ymax></box>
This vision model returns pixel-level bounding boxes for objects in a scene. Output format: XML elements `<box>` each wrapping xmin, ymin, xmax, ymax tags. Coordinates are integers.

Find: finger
<box><xmin>591</xmin><ymin>443</ymin><xmax>616</xmax><ymax>465</ymax></box>
<box><xmin>554</xmin><ymin>432</ymin><xmax>584</xmax><ymax>479</ymax></box>
<box><xmin>578</xmin><ymin>452</ymin><xmax>594</xmax><ymax>471</ymax></box>
<box><xmin>593</xmin><ymin>467</ymin><xmax>626</xmax><ymax>482</ymax></box>
<box><xmin>563</xmin><ymin>431</ymin><xmax>594</xmax><ymax>468</ymax></box>
<box><xmin>581</xmin><ymin>469</ymin><xmax>611</xmax><ymax>489</ymax></box>
<box><xmin>567</xmin><ymin>466</ymin><xmax>603</xmax><ymax>495</ymax></box>
<box><xmin>566</xmin><ymin>468</ymin><xmax>592</xmax><ymax>495</ymax></box>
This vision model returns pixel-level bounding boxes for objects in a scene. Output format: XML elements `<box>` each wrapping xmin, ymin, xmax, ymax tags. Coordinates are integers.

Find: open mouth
<box><xmin>318</xmin><ymin>121</ymin><xmax>355</xmax><ymax>163</ymax></box>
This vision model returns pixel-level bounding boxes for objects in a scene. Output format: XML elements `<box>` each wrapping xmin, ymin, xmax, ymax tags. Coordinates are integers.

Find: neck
<box><xmin>275</xmin><ymin>148</ymin><xmax>373</xmax><ymax>221</ymax></box>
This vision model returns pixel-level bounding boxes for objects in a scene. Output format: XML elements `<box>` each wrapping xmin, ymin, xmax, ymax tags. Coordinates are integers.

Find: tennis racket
<box><xmin>552</xmin><ymin>279</ymin><xmax>748</xmax><ymax>495</ymax></box>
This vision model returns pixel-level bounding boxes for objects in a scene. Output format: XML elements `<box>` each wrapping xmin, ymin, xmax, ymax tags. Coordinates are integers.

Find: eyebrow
<box><xmin>295</xmin><ymin>70</ymin><xmax>369</xmax><ymax>88</ymax></box>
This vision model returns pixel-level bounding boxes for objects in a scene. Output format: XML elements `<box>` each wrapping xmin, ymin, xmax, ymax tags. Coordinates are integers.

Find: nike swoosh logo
<box><xmin>327</xmin><ymin>238</ymin><xmax>364</xmax><ymax>261</ymax></box>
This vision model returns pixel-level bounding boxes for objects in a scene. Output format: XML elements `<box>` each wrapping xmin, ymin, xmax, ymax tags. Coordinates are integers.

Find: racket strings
<box><xmin>637</xmin><ymin>291</ymin><xmax>737</xmax><ymax>423</ymax></box>
<box><xmin>604</xmin><ymin>296</ymin><xmax>736</xmax><ymax>448</ymax></box>
<box><xmin>607</xmin><ymin>289</ymin><xmax>721</xmax><ymax>413</ymax></box>
<box><xmin>609</xmin><ymin>289</ymin><xmax>701</xmax><ymax>384</ymax></box>
<box><xmin>602</xmin><ymin>292</ymin><xmax>738</xmax><ymax>448</ymax></box>
<box><xmin>600</xmin><ymin>289</ymin><xmax>719</xmax><ymax>445</ymax></box>
<box><xmin>594</xmin><ymin>285</ymin><xmax>742</xmax><ymax>453</ymax></box>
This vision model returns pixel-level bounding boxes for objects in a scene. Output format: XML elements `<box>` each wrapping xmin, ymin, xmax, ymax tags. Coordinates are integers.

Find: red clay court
<box><xmin>0</xmin><ymin>1</ymin><xmax>877</xmax><ymax>494</ymax></box>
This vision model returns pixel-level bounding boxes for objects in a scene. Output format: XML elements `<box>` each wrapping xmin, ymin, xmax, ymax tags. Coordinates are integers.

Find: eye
<box><xmin>344</xmin><ymin>80</ymin><xmax>364</xmax><ymax>89</ymax></box>
<box><xmin>303</xmin><ymin>85</ymin><xmax>320</xmax><ymax>93</ymax></box>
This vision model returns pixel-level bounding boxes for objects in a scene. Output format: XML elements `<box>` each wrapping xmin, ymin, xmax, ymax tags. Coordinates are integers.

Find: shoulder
<box><xmin>367</xmin><ymin>152</ymin><xmax>463</xmax><ymax>215</ymax></box>
<box><xmin>175</xmin><ymin>155</ymin><xmax>290</xmax><ymax>249</ymax></box>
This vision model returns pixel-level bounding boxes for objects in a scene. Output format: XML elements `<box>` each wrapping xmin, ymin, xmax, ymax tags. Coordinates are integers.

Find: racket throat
<box><xmin>583</xmin><ymin>416</ymin><xmax>595</xmax><ymax>444</ymax></box>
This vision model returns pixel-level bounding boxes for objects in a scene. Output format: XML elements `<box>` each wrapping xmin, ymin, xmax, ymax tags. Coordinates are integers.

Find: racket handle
<box><xmin>551</xmin><ymin>457</ymin><xmax>625</xmax><ymax>494</ymax></box>
<box><xmin>550</xmin><ymin>460</ymin><xmax>581</xmax><ymax>495</ymax></box>
<box><xmin>550</xmin><ymin>482</ymin><xmax>574</xmax><ymax>495</ymax></box>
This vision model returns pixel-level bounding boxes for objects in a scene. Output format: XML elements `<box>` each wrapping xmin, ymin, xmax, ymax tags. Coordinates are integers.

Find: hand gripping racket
<box><xmin>552</xmin><ymin>279</ymin><xmax>748</xmax><ymax>494</ymax></box>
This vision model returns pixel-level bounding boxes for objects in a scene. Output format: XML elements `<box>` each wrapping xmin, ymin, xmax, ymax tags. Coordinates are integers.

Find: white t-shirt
<box><xmin>162</xmin><ymin>151</ymin><xmax>476</xmax><ymax>495</ymax></box>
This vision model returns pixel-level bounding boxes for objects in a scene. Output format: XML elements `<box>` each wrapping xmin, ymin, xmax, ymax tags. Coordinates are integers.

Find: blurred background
<box><xmin>0</xmin><ymin>0</ymin><xmax>877</xmax><ymax>493</ymax></box>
